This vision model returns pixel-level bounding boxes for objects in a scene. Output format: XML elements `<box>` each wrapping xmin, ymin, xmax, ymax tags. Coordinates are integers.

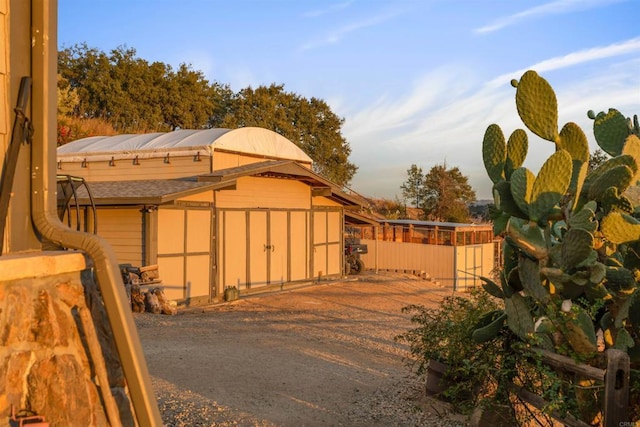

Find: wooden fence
<box><xmin>515</xmin><ymin>348</ymin><xmax>630</xmax><ymax>427</ymax></box>
<box><xmin>358</xmin><ymin>238</ymin><xmax>496</xmax><ymax>290</ymax></box>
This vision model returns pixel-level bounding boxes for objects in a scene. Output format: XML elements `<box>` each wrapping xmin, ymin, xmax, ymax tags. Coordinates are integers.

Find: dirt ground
<box><xmin>135</xmin><ymin>271</ymin><xmax>470</xmax><ymax>426</ymax></box>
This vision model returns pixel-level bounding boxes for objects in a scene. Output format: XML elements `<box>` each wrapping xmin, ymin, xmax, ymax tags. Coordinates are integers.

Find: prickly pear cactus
<box><xmin>478</xmin><ymin>70</ymin><xmax>640</xmax><ymax>373</ymax></box>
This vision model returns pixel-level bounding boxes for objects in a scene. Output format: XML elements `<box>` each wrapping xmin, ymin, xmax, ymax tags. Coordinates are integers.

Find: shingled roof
<box><xmin>60</xmin><ymin>176</ymin><xmax>235</xmax><ymax>206</ymax></box>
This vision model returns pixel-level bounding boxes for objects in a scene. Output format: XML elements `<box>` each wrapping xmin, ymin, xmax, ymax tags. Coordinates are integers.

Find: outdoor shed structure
<box><xmin>347</xmin><ymin>219</ymin><xmax>498</xmax><ymax>290</ymax></box>
<box><xmin>57</xmin><ymin>127</ymin><xmax>364</xmax><ymax>305</ymax></box>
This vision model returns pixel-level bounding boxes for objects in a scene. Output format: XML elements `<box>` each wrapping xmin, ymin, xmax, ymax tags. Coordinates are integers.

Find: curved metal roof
<box><xmin>57</xmin><ymin>127</ymin><xmax>313</xmax><ymax>164</ymax></box>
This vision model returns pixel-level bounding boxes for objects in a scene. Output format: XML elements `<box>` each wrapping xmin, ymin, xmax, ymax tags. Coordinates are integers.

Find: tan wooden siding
<box><xmin>269</xmin><ymin>210</ymin><xmax>288</xmax><ymax>285</ymax></box>
<box><xmin>219</xmin><ymin>210</ymin><xmax>247</xmax><ymax>290</ymax></box>
<box><xmin>57</xmin><ymin>156</ymin><xmax>211</xmax><ymax>181</ymax></box>
<box><xmin>96</xmin><ymin>208</ymin><xmax>143</xmax><ymax>266</ymax></box>
<box><xmin>289</xmin><ymin>211</ymin><xmax>308</xmax><ymax>281</ymax></box>
<box><xmin>359</xmin><ymin>239</ymin><xmax>496</xmax><ymax>290</ymax></box>
<box><xmin>158</xmin><ymin>209</ymin><xmax>184</xmax><ymax>254</ymax></box>
<box><xmin>215</xmin><ymin>176</ymin><xmax>311</xmax><ymax>209</ymax></box>
<box><xmin>157</xmin><ymin>207</ymin><xmax>213</xmax><ymax>304</ymax></box>
<box><xmin>312</xmin><ymin>209</ymin><xmax>342</xmax><ymax>278</ymax></box>
<box><xmin>326</xmin><ymin>211</ymin><xmax>342</xmax><ymax>275</ymax></box>
<box><xmin>312</xmin><ymin>196</ymin><xmax>342</xmax><ymax>207</ymax></box>
<box><xmin>157</xmin><ymin>256</ymin><xmax>184</xmax><ymax>301</ymax></box>
<box><xmin>186</xmin><ymin>254</ymin><xmax>210</xmax><ymax>301</ymax></box>
<box><xmin>212</xmin><ymin>151</ymin><xmax>266</xmax><ymax>170</ymax></box>
<box><xmin>178</xmin><ymin>191</ymin><xmax>213</xmax><ymax>203</ymax></box>
<box><xmin>186</xmin><ymin>210</ymin><xmax>211</xmax><ymax>252</ymax></box>
<box><xmin>248</xmin><ymin>210</ymin><xmax>268</xmax><ymax>287</ymax></box>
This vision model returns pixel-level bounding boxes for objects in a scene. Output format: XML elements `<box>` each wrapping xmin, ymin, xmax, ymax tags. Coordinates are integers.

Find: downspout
<box><xmin>29</xmin><ymin>1</ymin><xmax>162</xmax><ymax>425</ymax></box>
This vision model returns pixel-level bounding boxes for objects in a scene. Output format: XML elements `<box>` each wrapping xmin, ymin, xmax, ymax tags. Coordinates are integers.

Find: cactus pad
<box><xmin>472</xmin><ymin>311</ymin><xmax>507</xmax><ymax>343</ymax></box>
<box><xmin>581</xmin><ymin>154</ymin><xmax>636</xmax><ymax>200</ymax></box>
<box><xmin>568</xmin><ymin>201</ymin><xmax>598</xmax><ymax>233</ymax></box>
<box><xmin>529</xmin><ymin>150</ymin><xmax>572</xmax><ymax>222</ymax></box>
<box><xmin>587</xmin><ymin>165</ymin><xmax>634</xmax><ymax>201</ymax></box>
<box><xmin>515</xmin><ymin>70</ymin><xmax>559</xmax><ymax>142</ymax></box>
<box><xmin>505</xmin><ymin>129</ymin><xmax>528</xmax><ymax>179</ymax></box>
<box><xmin>622</xmin><ymin>134</ymin><xmax>640</xmax><ymax>185</ymax></box>
<box><xmin>505</xmin><ymin>293</ymin><xmax>535</xmax><ymax>340</ymax></box>
<box><xmin>483</xmin><ymin>124</ymin><xmax>507</xmax><ymax>183</ymax></box>
<box><xmin>510</xmin><ymin>167</ymin><xmax>534</xmax><ymax>216</ymax></box>
<box><xmin>592</xmin><ymin>108</ymin><xmax>631</xmax><ymax>156</ymax></box>
<box><xmin>507</xmin><ymin>218</ymin><xmax>548</xmax><ymax>260</ymax></box>
<box><xmin>564</xmin><ymin>306</ymin><xmax>598</xmax><ymax>354</ymax></box>
<box><xmin>559</xmin><ymin>122</ymin><xmax>589</xmax><ymax>162</ymax></box>
<box><xmin>561</xmin><ymin>228</ymin><xmax>594</xmax><ymax>270</ymax></box>
<box><xmin>518</xmin><ymin>256</ymin><xmax>550</xmax><ymax>303</ymax></box>
<box><xmin>601</xmin><ymin>211</ymin><xmax>640</xmax><ymax>244</ymax></box>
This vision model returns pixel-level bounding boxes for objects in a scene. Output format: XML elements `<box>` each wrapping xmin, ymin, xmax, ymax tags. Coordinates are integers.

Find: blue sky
<box><xmin>58</xmin><ymin>0</ymin><xmax>640</xmax><ymax>200</ymax></box>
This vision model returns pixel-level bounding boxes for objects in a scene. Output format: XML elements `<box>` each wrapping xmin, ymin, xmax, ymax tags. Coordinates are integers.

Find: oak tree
<box><xmin>422</xmin><ymin>164</ymin><xmax>476</xmax><ymax>223</ymax></box>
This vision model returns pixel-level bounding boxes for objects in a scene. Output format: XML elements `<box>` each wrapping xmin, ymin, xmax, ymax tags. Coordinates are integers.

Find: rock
<box><xmin>153</xmin><ymin>288</ymin><xmax>177</xmax><ymax>315</ymax></box>
<box><xmin>130</xmin><ymin>283</ymin><xmax>145</xmax><ymax>313</ymax></box>
<box><xmin>144</xmin><ymin>290</ymin><xmax>161</xmax><ymax>314</ymax></box>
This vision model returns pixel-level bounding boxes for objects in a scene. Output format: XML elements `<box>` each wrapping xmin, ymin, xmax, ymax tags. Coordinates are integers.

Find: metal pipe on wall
<box><xmin>28</xmin><ymin>1</ymin><xmax>162</xmax><ymax>425</ymax></box>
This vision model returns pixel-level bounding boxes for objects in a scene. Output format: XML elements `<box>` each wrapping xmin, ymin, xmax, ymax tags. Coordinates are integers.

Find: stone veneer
<box><xmin>0</xmin><ymin>251</ymin><xmax>134</xmax><ymax>425</ymax></box>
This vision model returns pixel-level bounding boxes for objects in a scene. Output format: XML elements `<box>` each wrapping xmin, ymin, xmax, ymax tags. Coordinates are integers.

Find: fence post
<box><xmin>604</xmin><ymin>348</ymin><xmax>629</xmax><ymax>427</ymax></box>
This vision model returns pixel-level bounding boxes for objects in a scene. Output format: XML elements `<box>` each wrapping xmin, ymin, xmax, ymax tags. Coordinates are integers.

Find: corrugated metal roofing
<box><xmin>57</xmin><ymin>127</ymin><xmax>313</xmax><ymax>164</ymax></box>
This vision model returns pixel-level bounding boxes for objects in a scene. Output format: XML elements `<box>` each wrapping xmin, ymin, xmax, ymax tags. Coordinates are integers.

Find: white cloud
<box><xmin>342</xmin><ymin>66</ymin><xmax>476</xmax><ymax>140</ymax></box>
<box><xmin>302</xmin><ymin>1</ymin><xmax>354</xmax><ymax>18</ymax></box>
<box><xmin>475</xmin><ymin>0</ymin><xmax>626</xmax><ymax>34</ymax></box>
<box><xmin>488</xmin><ymin>36</ymin><xmax>640</xmax><ymax>85</ymax></box>
<box><xmin>300</xmin><ymin>10</ymin><xmax>401</xmax><ymax>52</ymax></box>
<box><xmin>343</xmin><ymin>42</ymin><xmax>640</xmax><ymax>199</ymax></box>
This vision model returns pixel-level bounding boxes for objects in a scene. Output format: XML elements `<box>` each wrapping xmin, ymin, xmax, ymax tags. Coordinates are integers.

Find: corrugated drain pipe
<box><xmin>30</xmin><ymin>199</ymin><xmax>162</xmax><ymax>426</ymax></box>
<box><xmin>27</xmin><ymin>3</ymin><xmax>161</xmax><ymax>423</ymax></box>
<box><xmin>28</xmin><ymin>83</ymin><xmax>162</xmax><ymax>427</ymax></box>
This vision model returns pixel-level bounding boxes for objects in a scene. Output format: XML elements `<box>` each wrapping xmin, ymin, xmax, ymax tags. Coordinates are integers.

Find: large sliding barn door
<box><xmin>312</xmin><ymin>209</ymin><xmax>343</xmax><ymax>278</ymax></box>
<box><xmin>218</xmin><ymin>209</ymin><xmax>309</xmax><ymax>292</ymax></box>
<box><xmin>157</xmin><ymin>206</ymin><xmax>213</xmax><ymax>304</ymax></box>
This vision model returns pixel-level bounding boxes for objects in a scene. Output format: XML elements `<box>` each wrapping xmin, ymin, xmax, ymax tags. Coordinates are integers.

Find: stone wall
<box><xmin>0</xmin><ymin>252</ymin><xmax>134</xmax><ymax>426</ymax></box>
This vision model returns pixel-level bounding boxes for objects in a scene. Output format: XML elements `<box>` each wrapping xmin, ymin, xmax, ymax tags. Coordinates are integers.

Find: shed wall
<box><xmin>156</xmin><ymin>206</ymin><xmax>212</xmax><ymax>303</ymax></box>
<box><xmin>215</xmin><ymin>176</ymin><xmax>311</xmax><ymax>209</ymax></box>
<box><xmin>213</xmin><ymin>151</ymin><xmax>271</xmax><ymax>169</ymax></box>
<box><xmin>96</xmin><ymin>208</ymin><xmax>142</xmax><ymax>266</ymax></box>
<box><xmin>57</xmin><ymin>156</ymin><xmax>211</xmax><ymax>181</ymax></box>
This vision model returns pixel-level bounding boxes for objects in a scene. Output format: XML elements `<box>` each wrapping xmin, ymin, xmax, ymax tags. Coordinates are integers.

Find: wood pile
<box><xmin>120</xmin><ymin>264</ymin><xmax>176</xmax><ymax>315</ymax></box>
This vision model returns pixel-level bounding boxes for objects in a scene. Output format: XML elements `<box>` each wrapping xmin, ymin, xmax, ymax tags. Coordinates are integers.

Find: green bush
<box><xmin>396</xmin><ymin>289</ymin><xmax>502</xmax><ymax>412</ymax></box>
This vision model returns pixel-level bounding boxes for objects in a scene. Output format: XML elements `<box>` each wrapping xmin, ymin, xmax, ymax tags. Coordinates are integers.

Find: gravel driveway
<box><xmin>135</xmin><ymin>272</ymin><xmax>469</xmax><ymax>426</ymax></box>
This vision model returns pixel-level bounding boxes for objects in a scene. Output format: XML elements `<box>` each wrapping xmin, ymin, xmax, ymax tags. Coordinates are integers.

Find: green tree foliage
<box><xmin>58</xmin><ymin>44</ymin><xmax>230</xmax><ymax>132</ymax></box>
<box><xmin>400</xmin><ymin>164</ymin><xmax>425</xmax><ymax>208</ymax></box>
<box><xmin>588</xmin><ymin>148</ymin><xmax>608</xmax><ymax>172</ymax></box>
<box><xmin>366</xmin><ymin>197</ymin><xmax>407</xmax><ymax>219</ymax></box>
<box><xmin>422</xmin><ymin>164</ymin><xmax>476</xmax><ymax>223</ymax></box>
<box><xmin>57</xmin><ymin>44</ymin><xmax>356</xmax><ymax>186</ymax></box>
<box><xmin>217</xmin><ymin>84</ymin><xmax>357</xmax><ymax>186</ymax></box>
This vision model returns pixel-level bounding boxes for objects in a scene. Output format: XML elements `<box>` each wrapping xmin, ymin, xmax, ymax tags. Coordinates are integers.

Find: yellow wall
<box><xmin>57</xmin><ymin>156</ymin><xmax>211</xmax><ymax>182</ymax></box>
<box><xmin>157</xmin><ymin>206</ymin><xmax>212</xmax><ymax>303</ymax></box>
<box><xmin>312</xmin><ymin>209</ymin><xmax>342</xmax><ymax>278</ymax></box>
<box><xmin>218</xmin><ymin>209</ymin><xmax>247</xmax><ymax>290</ymax></box>
<box><xmin>179</xmin><ymin>191</ymin><xmax>214</xmax><ymax>203</ymax></box>
<box><xmin>96</xmin><ymin>208</ymin><xmax>143</xmax><ymax>266</ymax></box>
<box><xmin>312</xmin><ymin>196</ymin><xmax>342</xmax><ymax>207</ymax></box>
<box><xmin>213</xmin><ymin>151</ymin><xmax>264</xmax><ymax>169</ymax></box>
<box><xmin>212</xmin><ymin>150</ymin><xmax>313</xmax><ymax>171</ymax></box>
<box><xmin>215</xmin><ymin>176</ymin><xmax>311</xmax><ymax>209</ymax></box>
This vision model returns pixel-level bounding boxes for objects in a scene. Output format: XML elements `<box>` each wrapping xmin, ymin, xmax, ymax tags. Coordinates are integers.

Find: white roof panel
<box><xmin>57</xmin><ymin>127</ymin><xmax>312</xmax><ymax>164</ymax></box>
